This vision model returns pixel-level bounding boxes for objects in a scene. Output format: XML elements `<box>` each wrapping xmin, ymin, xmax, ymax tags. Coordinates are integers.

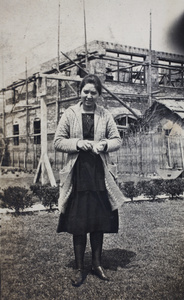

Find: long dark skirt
<box><xmin>57</xmin><ymin>151</ymin><xmax>119</xmax><ymax>235</ymax></box>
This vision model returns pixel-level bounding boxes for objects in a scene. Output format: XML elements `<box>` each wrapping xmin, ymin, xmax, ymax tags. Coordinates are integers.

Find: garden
<box><xmin>1</xmin><ymin>176</ymin><xmax>184</xmax><ymax>214</ymax></box>
<box><xmin>1</xmin><ymin>174</ymin><xmax>184</xmax><ymax>299</ymax></box>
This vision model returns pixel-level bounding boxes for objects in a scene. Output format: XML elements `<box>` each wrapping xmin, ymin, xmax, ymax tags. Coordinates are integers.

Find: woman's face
<box><xmin>81</xmin><ymin>83</ymin><xmax>99</xmax><ymax>111</ymax></box>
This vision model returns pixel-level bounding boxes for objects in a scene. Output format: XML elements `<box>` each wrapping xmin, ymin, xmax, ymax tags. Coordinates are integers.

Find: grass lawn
<box><xmin>1</xmin><ymin>199</ymin><xmax>184</xmax><ymax>300</ymax></box>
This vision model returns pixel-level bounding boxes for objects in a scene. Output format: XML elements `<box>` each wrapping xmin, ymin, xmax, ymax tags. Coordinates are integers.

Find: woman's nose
<box><xmin>87</xmin><ymin>92</ymin><xmax>92</xmax><ymax>98</ymax></box>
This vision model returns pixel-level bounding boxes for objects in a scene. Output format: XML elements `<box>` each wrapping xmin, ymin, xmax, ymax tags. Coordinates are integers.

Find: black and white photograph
<box><xmin>1</xmin><ymin>0</ymin><xmax>184</xmax><ymax>299</ymax></box>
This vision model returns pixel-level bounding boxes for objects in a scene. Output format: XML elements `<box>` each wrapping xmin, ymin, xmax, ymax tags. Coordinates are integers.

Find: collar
<box><xmin>70</xmin><ymin>102</ymin><xmax>103</xmax><ymax>137</ymax></box>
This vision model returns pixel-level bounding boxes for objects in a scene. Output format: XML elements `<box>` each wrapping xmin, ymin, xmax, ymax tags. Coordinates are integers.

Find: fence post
<box><xmin>18</xmin><ymin>151</ymin><xmax>20</xmax><ymax>168</ymax></box>
<box><xmin>12</xmin><ymin>151</ymin><xmax>14</xmax><ymax>167</ymax></box>
<box><xmin>54</xmin><ymin>150</ymin><xmax>57</xmax><ymax>169</ymax></box>
<box><xmin>24</xmin><ymin>151</ymin><xmax>26</xmax><ymax>169</ymax></box>
<box><xmin>139</xmin><ymin>135</ymin><xmax>143</xmax><ymax>174</ymax></box>
<box><xmin>167</xmin><ymin>136</ymin><xmax>172</xmax><ymax>167</ymax></box>
<box><xmin>180</xmin><ymin>137</ymin><xmax>184</xmax><ymax>169</ymax></box>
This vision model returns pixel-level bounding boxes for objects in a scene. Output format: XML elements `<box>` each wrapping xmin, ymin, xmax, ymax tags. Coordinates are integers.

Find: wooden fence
<box><xmin>110</xmin><ymin>132</ymin><xmax>184</xmax><ymax>178</ymax></box>
<box><xmin>3</xmin><ymin>132</ymin><xmax>184</xmax><ymax>180</ymax></box>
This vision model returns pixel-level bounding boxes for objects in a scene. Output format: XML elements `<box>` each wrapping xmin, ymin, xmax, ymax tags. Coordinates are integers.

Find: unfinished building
<box><xmin>1</xmin><ymin>40</ymin><xmax>184</xmax><ymax>180</ymax></box>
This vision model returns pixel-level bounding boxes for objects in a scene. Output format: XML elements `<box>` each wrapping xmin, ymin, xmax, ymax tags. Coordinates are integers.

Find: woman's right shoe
<box><xmin>91</xmin><ymin>266</ymin><xmax>109</xmax><ymax>281</ymax></box>
<box><xmin>71</xmin><ymin>269</ymin><xmax>84</xmax><ymax>286</ymax></box>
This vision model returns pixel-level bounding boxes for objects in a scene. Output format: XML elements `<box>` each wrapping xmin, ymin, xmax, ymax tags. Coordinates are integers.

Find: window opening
<box><xmin>13</xmin><ymin>124</ymin><xmax>19</xmax><ymax>146</ymax></box>
<box><xmin>158</xmin><ymin>59</ymin><xmax>183</xmax><ymax>87</ymax></box>
<box><xmin>34</xmin><ymin>119</ymin><xmax>41</xmax><ymax>144</ymax></box>
<box><xmin>105</xmin><ymin>51</ymin><xmax>145</xmax><ymax>84</ymax></box>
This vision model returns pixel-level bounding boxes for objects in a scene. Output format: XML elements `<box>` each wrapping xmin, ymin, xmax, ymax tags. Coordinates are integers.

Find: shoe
<box><xmin>91</xmin><ymin>266</ymin><xmax>109</xmax><ymax>281</ymax></box>
<box><xmin>71</xmin><ymin>269</ymin><xmax>84</xmax><ymax>286</ymax></box>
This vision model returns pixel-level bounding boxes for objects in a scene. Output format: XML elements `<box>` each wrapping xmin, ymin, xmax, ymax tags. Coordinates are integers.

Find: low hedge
<box><xmin>163</xmin><ymin>178</ymin><xmax>184</xmax><ymax>199</ymax></box>
<box><xmin>30</xmin><ymin>183</ymin><xmax>59</xmax><ymax>210</ymax></box>
<box><xmin>120</xmin><ymin>181</ymin><xmax>140</xmax><ymax>201</ymax></box>
<box><xmin>0</xmin><ymin>186</ymin><xmax>33</xmax><ymax>214</ymax></box>
<box><xmin>120</xmin><ymin>178</ymin><xmax>184</xmax><ymax>201</ymax></box>
<box><xmin>1</xmin><ymin>184</ymin><xmax>59</xmax><ymax>214</ymax></box>
<box><xmin>1</xmin><ymin>178</ymin><xmax>183</xmax><ymax>214</ymax></box>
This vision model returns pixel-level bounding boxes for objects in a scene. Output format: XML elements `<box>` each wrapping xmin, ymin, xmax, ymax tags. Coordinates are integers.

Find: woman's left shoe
<box><xmin>91</xmin><ymin>266</ymin><xmax>109</xmax><ymax>281</ymax></box>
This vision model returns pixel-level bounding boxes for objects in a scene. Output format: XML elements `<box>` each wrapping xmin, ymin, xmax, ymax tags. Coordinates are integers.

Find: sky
<box><xmin>0</xmin><ymin>0</ymin><xmax>184</xmax><ymax>89</ymax></box>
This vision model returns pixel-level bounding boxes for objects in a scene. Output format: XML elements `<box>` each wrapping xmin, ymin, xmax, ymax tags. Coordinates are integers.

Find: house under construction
<box><xmin>1</xmin><ymin>40</ymin><xmax>184</xmax><ymax>182</ymax></box>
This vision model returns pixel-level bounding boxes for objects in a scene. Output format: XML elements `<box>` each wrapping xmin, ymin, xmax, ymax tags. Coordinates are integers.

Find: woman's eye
<box><xmin>83</xmin><ymin>90</ymin><xmax>97</xmax><ymax>95</ymax></box>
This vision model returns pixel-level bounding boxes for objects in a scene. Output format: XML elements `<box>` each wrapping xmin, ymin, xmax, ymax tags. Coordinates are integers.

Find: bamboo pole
<box><xmin>148</xmin><ymin>10</ymin><xmax>152</xmax><ymax>106</ymax></box>
<box><xmin>56</xmin><ymin>0</ymin><xmax>61</xmax><ymax>125</ymax></box>
<box><xmin>83</xmin><ymin>0</ymin><xmax>89</xmax><ymax>70</ymax></box>
<box><xmin>25</xmin><ymin>58</ymin><xmax>29</xmax><ymax>169</ymax></box>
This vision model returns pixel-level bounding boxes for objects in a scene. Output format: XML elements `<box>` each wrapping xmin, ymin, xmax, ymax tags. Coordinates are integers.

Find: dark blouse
<box><xmin>74</xmin><ymin>113</ymin><xmax>106</xmax><ymax>191</ymax></box>
<box><xmin>82</xmin><ymin>113</ymin><xmax>94</xmax><ymax>140</ymax></box>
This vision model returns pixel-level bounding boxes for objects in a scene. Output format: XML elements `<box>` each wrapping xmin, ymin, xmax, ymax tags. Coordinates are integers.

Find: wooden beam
<box><xmin>180</xmin><ymin>137</ymin><xmax>184</xmax><ymax>169</ymax></box>
<box><xmin>33</xmin><ymin>157</ymin><xmax>42</xmax><ymax>184</ymax></box>
<box><xmin>60</xmin><ymin>50</ymin><xmax>139</xmax><ymax>118</ymax></box>
<box><xmin>65</xmin><ymin>81</ymin><xmax>78</xmax><ymax>96</ymax></box>
<box><xmin>43</xmin><ymin>153</ymin><xmax>57</xmax><ymax>186</ymax></box>
<box><xmin>38</xmin><ymin>73</ymin><xmax>82</xmax><ymax>82</ymax></box>
<box><xmin>94</xmin><ymin>54</ymin><xmax>146</xmax><ymax>66</ymax></box>
<box><xmin>156</xmin><ymin>96</ymin><xmax>184</xmax><ymax>100</ymax></box>
<box><xmin>41</xmin><ymin>94</ymin><xmax>47</xmax><ymax>184</ymax></box>
<box><xmin>34</xmin><ymin>153</ymin><xmax>57</xmax><ymax>186</ymax></box>
<box><xmin>34</xmin><ymin>92</ymin><xmax>57</xmax><ymax>186</ymax></box>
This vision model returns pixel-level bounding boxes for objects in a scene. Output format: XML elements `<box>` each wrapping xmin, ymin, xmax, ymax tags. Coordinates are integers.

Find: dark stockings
<box><xmin>73</xmin><ymin>232</ymin><xmax>104</xmax><ymax>269</ymax></box>
<box><xmin>90</xmin><ymin>231</ymin><xmax>103</xmax><ymax>268</ymax></box>
<box><xmin>73</xmin><ymin>234</ymin><xmax>87</xmax><ymax>270</ymax></box>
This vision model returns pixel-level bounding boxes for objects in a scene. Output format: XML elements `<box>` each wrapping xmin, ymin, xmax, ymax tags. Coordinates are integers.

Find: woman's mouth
<box><xmin>85</xmin><ymin>99</ymin><xmax>93</xmax><ymax>104</ymax></box>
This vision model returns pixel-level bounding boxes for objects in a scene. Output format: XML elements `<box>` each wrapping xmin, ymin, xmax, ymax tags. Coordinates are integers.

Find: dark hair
<box><xmin>79</xmin><ymin>74</ymin><xmax>102</xmax><ymax>95</ymax></box>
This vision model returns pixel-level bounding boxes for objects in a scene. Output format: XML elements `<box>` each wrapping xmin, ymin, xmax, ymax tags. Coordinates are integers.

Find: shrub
<box><xmin>120</xmin><ymin>181</ymin><xmax>140</xmax><ymax>201</ymax></box>
<box><xmin>41</xmin><ymin>185</ymin><xmax>59</xmax><ymax>210</ymax></box>
<box><xmin>142</xmin><ymin>179</ymin><xmax>164</xmax><ymax>201</ymax></box>
<box><xmin>136</xmin><ymin>180</ymin><xmax>147</xmax><ymax>196</ymax></box>
<box><xmin>163</xmin><ymin>178</ymin><xmax>184</xmax><ymax>199</ymax></box>
<box><xmin>1</xmin><ymin>186</ymin><xmax>33</xmax><ymax>214</ymax></box>
<box><xmin>0</xmin><ymin>191</ymin><xmax>4</xmax><ymax>208</ymax></box>
<box><xmin>30</xmin><ymin>183</ymin><xmax>43</xmax><ymax>201</ymax></box>
<box><xmin>30</xmin><ymin>183</ymin><xmax>59</xmax><ymax>210</ymax></box>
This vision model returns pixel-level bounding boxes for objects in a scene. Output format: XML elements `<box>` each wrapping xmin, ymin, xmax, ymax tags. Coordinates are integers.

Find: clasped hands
<box><xmin>77</xmin><ymin>140</ymin><xmax>107</xmax><ymax>154</ymax></box>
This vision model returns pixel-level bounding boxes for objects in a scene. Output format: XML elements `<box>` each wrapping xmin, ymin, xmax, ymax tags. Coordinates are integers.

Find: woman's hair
<box><xmin>79</xmin><ymin>74</ymin><xmax>102</xmax><ymax>95</ymax></box>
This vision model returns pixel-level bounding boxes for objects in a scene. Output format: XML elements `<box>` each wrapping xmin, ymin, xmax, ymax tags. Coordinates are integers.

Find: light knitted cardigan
<box><xmin>54</xmin><ymin>101</ymin><xmax>125</xmax><ymax>213</ymax></box>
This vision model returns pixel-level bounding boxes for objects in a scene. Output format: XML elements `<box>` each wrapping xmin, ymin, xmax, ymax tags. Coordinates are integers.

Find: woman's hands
<box><xmin>77</xmin><ymin>140</ymin><xmax>93</xmax><ymax>151</ymax></box>
<box><xmin>77</xmin><ymin>140</ymin><xmax>107</xmax><ymax>153</ymax></box>
<box><xmin>92</xmin><ymin>141</ymin><xmax>107</xmax><ymax>154</ymax></box>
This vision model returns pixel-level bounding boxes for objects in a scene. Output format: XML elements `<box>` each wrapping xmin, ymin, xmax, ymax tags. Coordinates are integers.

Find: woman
<box><xmin>54</xmin><ymin>74</ymin><xmax>124</xmax><ymax>286</ymax></box>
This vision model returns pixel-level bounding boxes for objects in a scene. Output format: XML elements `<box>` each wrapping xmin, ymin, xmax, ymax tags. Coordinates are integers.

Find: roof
<box><xmin>156</xmin><ymin>99</ymin><xmax>184</xmax><ymax>119</ymax></box>
<box><xmin>108</xmin><ymin>106</ymin><xmax>142</xmax><ymax>118</ymax></box>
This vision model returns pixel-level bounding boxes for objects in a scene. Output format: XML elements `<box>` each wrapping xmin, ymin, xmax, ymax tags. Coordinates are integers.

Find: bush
<box><xmin>30</xmin><ymin>183</ymin><xmax>59</xmax><ymax>210</ymax></box>
<box><xmin>136</xmin><ymin>180</ymin><xmax>147</xmax><ymax>196</ymax></box>
<box><xmin>163</xmin><ymin>178</ymin><xmax>184</xmax><ymax>199</ymax></box>
<box><xmin>0</xmin><ymin>191</ymin><xmax>4</xmax><ymax>208</ymax></box>
<box><xmin>120</xmin><ymin>181</ymin><xmax>140</xmax><ymax>201</ymax></box>
<box><xmin>1</xmin><ymin>186</ymin><xmax>33</xmax><ymax>214</ymax></box>
<box><xmin>41</xmin><ymin>185</ymin><xmax>59</xmax><ymax>210</ymax></box>
<box><xmin>120</xmin><ymin>178</ymin><xmax>184</xmax><ymax>202</ymax></box>
<box><xmin>30</xmin><ymin>183</ymin><xmax>43</xmax><ymax>201</ymax></box>
<box><xmin>142</xmin><ymin>179</ymin><xmax>164</xmax><ymax>201</ymax></box>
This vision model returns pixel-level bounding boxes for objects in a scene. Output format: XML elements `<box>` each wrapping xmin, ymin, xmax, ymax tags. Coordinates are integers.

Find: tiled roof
<box><xmin>108</xmin><ymin>106</ymin><xmax>142</xmax><ymax>118</ymax></box>
<box><xmin>156</xmin><ymin>99</ymin><xmax>184</xmax><ymax>119</ymax></box>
